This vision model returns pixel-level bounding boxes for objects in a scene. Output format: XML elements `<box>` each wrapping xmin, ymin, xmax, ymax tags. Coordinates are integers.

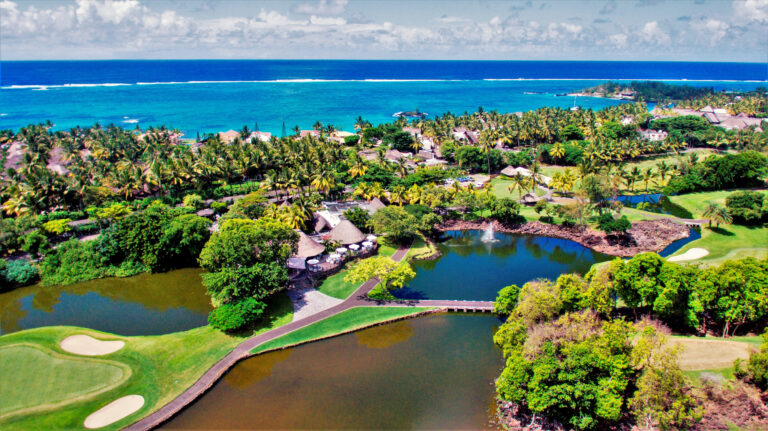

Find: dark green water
<box><xmin>163</xmin><ymin>314</ymin><xmax>504</xmax><ymax>430</ymax></box>
<box><xmin>396</xmin><ymin>230</ymin><xmax>612</xmax><ymax>301</ymax></box>
<box><xmin>0</xmin><ymin>268</ymin><xmax>211</xmax><ymax>335</ymax></box>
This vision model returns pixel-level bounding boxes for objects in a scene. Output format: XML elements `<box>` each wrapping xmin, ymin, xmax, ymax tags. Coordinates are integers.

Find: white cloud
<box><xmin>734</xmin><ymin>0</ymin><xmax>768</xmax><ymax>22</ymax></box>
<box><xmin>691</xmin><ymin>18</ymin><xmax>731</xmax><ymax>45</ymax></box>
<box><xmin>0</xmin><ymin>0</ymin><xmax>764</xmax><ymax>61</ymax></box>
<box><xmin>292</xmin><ymin>0</ymin><xmax>347</xmax><ymax>16</ymax></box>
<box><xmin>639</xmin><ymin>21</ymin><xmax>671</xmax><ymax>44</ymax></box>
<box><xmin>608</xmin><ymin>33</ymin><xmax>628</xmax><ymax>48</ymax></box>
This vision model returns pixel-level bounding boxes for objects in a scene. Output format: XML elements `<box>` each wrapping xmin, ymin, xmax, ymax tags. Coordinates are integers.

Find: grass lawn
<box><xmin>0</xmin><ymin>345</ymin><xmax>129</xmax><ymax>418</ymax></box>
<box><xmin>251</xmin><ymin>306</ymin><xmax>433</xmax><ymax>354</ymax></box>
<box><xmin>316</xmin><ymin>270</ymin><xmax>359</xmax><ymax>300</ymax></box>
<box><xmin>664</xmin><ymin>190</ymin><xmax>768</xmax><ymax>265</ymax></box>
<box><xmin>317</xmin><ymin>236</ymin><xmax>429</xmax><ymax>300</ymax></box>
<box><xmin>488</xmin><ymin>177</ymin><xmax>546</xmax><ymax>199</ymax></box>
<box><xmin>668</xmin><ymin>190</ymin><xmax>733</xmax><ymax>218</ymax></box>
<box><xmin>670</xmin><ymin>223</ymin><xmax>768</xmax><ymax>265</ymax></box>
<box><xmin>0</xmin><ymin>293</ymin><xmax>293</xmax><ymax>430</ymax></box>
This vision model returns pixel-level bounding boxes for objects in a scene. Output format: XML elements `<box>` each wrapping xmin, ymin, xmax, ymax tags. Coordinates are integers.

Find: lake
<box><xmin>395</xmin><ymin>230</ymin><xmax>612</xmax><ymax>301</ymax></box>
<box><xmin>0</xmin><ymin>268</ymin><xmax>211</xmax><ymax>336</ymax></box>
<box><xmin>162</xmin><ymin>313</ymin><xmax>504</xmax><ymax>430</ymax></box>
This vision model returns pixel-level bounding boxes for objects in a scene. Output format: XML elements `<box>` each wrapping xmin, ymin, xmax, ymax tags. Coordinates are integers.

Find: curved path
<box><xmin>127</xmin><ymin>242</ymin><xmax>493</xmax><ymax>431</ymax></box>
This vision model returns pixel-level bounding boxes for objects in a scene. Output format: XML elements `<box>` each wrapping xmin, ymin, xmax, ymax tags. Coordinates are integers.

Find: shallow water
<box><xmin>162</xmin><ymin>313</ymin><xmax>504</xmax><ymax>430</ymax></box>
<box><xmin>0</xmin><ymin>268</ymin><xmax>211</xmax><ymax>336</ymax></box>
<box><xmin>396</xmin><ymin>230</ymin><xmax>612</xmax><ymax>301</ymax></box>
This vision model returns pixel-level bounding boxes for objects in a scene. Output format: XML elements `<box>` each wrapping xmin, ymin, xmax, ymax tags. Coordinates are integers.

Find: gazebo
<box><xmin>328</xmin><ymin>220</ymin><xmax>366</xmax><ymax>245</ymax></box>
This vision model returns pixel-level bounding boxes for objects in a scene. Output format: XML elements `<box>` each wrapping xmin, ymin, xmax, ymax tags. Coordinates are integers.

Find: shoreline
<box><xmin>436</xmin><ymin>218</ymin><xmax>690</xmax><ymax>257</ymax></box>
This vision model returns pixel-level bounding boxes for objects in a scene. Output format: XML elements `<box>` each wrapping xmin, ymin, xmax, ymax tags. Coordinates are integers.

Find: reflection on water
<box><xmin>397</xmin><ymin>230</ymin><xmax>611</xmax><ymax>301</ymax></box>
<box><xmin>224</xmin><ymin>349</ymin><xmax>293</xmax><ymax>390</ymax></box>
<box><xmin>355</xmin><ymin>320</ymin><xmax>415</xmax><ymax>349</ymax></box>
<box><xmin>163</xmin><ymin>314</ymin><xmax>504</xmax><ymax>430</ymax></box>
<box><xmin>0</xmin><ymin>268</ymin><xmax>212</xmax><ymax>335</ymax></box>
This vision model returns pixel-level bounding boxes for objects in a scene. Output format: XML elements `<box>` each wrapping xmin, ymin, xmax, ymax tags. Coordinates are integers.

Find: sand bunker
<box><xmin>60</xmin><ymin>335</ymin><xmax>125</xmax><ymax>356</ymax></box>
<box><xmin>668</xmin><ymin>248</ymin><xmax>709</xmax><ymax>262</ymax></box>
<box><xmin>84</xmin><ymin>395</ymin><xmax>144</xmax><ymax>429</ymax></box>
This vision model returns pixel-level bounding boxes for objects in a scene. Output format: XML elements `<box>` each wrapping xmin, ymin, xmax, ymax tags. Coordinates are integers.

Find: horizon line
<box><xmin>2</xmin><ymin>58</ymin><xmax>767</xmax><ymax>64</ymax></box>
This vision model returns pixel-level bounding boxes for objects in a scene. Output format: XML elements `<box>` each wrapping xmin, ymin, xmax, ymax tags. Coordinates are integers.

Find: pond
<box><xmin>162</xmin><ymin>314</ymin><xmax>504</xmax><ymax>430</ymax></box>
<box><xmin>395</xmin><ymin>230</ymin><xmax>612</xmax><ymax>301</ymax></box>
<box><xmin>0</xmin><ymin>268</ymin><xmax>212</xmax><ymax>336</ymax></box>
<box><xmin>612</xmin><ymin>193</ymin><xmax>694</xmax><ymax>219</ymax></box>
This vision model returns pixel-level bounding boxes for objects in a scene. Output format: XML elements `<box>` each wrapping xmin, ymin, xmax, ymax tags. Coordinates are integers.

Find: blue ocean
<box><xmin>0</xmin><ymin>60</ymin><xmax>765</xmax><ymax>135</ymax></box>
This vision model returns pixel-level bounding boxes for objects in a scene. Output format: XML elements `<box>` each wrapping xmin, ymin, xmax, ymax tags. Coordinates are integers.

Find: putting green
<box><xmin>0</xmin><ymin>344</ymin><xmax>130</xmax><ymax>418</ymax></box>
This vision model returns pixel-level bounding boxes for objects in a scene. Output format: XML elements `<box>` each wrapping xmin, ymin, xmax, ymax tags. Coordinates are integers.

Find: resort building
<box><xmin>639</xmin><ymin>129</ymin><xmax>668</xmax><ymax>141</ymax></box>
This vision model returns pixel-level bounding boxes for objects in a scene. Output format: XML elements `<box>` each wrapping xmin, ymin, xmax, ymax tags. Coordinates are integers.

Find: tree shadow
<box><xmin>707</xmin><ymin>226</ymin><xmax>735</xmax><ymax>236</ymax></box>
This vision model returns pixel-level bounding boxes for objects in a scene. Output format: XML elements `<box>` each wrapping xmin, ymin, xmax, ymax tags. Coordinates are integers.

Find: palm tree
<box><xmin>348</xmin><ymin>155</ymin><xmax>368</xmax><ymax>178</ymax></box>
<box><xmin>641</xmin><ymin>167</ymin><xmax>656</xmax><ymax>192</ymax></box>
<box><xmin>656</xmin><ymin>161</ymin><xmax>669</xmax><ymax>185</ymax></box>
<box><xmin>389</xmin><ymin>185</ymin><xmax>406</xmax><ymax>206</ymax></box>
<box><xmin>508</xmin><ymin>172</ymin><xmax>527</xmax><ymax>198</ymax></box>
<box><xmin>311</xmin><ymin>170</ymin><xmax>334</xmax><ymax>196</ymax></box>
<box><xmin>550</xmin><ymin>142</ymin><xmax>565</xmax><ymax>162</ymax></box>
<box><xmin>702</xmin><ymin>203</ymin><xmax>732</xmax><ymax>228</ymax></box>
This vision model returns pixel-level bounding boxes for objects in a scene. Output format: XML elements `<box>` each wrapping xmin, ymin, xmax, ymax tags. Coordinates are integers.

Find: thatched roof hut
<box><xmin>313</xmin><ymin>213</ymin><xmax>331</xmax><ymax>233</ymax></box>
<box><xmin>294</xmin><ymin>231</ymin><xmax>326</xmax><ymax>258</ymax></box>
<box><xmin>368</xmin><ymin>198</ymin><xmax>386</xmax><ymax>212</ymax></box>
<box><xmin>500</xmin><ymin>166</ymin><xmax>518</xmax><ymax>177</ymax></box>
<box><xmin>328</xmin><ymin>220</ymin><xmax>366</xmax><ymax>245</ymax></box>
<box><xmin>519</xmin><ymin>193</ymin><xmax>541</xmax><ymax>205</ymax></box>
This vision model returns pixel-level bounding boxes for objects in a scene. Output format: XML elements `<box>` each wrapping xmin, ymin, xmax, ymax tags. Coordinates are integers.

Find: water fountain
<box><xmin>480</xmin><ymin>223</ymin><xmax>498</xmax><ymax>243</ymax></box>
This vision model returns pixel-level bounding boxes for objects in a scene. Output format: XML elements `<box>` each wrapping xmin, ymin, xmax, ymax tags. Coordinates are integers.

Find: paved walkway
<box><xmin>286</xmin><ymin>285</ymin><xmax>344</xmax><ymax>322</ymax></box>
<box><xmin>126</xmin><ymin>243</ymin><xmax>417</xmax><ymax>431</ymax></box>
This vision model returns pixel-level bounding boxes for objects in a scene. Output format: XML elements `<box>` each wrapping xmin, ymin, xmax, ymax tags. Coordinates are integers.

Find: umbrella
<box><xmin>362</xmin><ymin>241</ymin><xmax>373</xmax><ymax>247</ymax></box>
<box><xmin>366</xmin><ymin>235</ymin><xmax>377</xmax><ymax>241</ymax></box>
<box><xmin>307</xmin><ymin>259</ymin><xmax>320</xmax><ymax>265</ymax></box>
<box><xmin>336</xmin><ymin>247</ymin><xmax>348</xmax><ymax>254</ymax></box>
<box><xmin>349</xmin><ymin>244</ymin><xmax>360</xmax><ymax>250</ymax></box>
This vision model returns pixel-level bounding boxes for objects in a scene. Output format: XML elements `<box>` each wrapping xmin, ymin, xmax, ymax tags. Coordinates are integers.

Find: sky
<box><xmin>1</xmin><ymin>0</ymin><xmax>767</xmax><ymax>62</ymax></box>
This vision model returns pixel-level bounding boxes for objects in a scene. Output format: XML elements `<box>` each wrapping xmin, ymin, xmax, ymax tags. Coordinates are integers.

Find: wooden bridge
<box><xmin>381</xmin><ymin>299</ymin><xmax>495</xmax><ymax>313</ymax></box>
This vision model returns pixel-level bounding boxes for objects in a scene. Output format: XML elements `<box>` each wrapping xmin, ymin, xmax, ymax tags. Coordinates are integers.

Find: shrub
<box><xmin>597</xmin><ymin>213</ymin><xmax>632</xmax><ymax>235</ymax></box>
<box><xmin>210</xmin><ymin>201</ymin><xmax>228</xmax><ymax>215</ymax></box>
<box><xmin>0</xmin><ymin>258</ymin><xmax>39</xmax><ymax>290</ymax></box>
<box><xmin>726</xmin><ymin>191</ymin><xmax>766</xmax><ymax>224</ymax></box>
<box><xmin>207</xmin><ymin>298</ymin><xmax>267</xmax><ymax>332</ymax></box>
<box><xmin>42</xmin><ymin>218</ymin><xmax>72</xmax><ymax>235</ymax></box>
<box><xmin>183</xmin><ymin>194</ymin><xmax>205</xmax><ymax>210</ymax></box>
<box><xmin>21</xmin><ymin>231</ymin><xmax>50</xmax><ymax>257</ymax></box>
<box><xmin>39</xmin><ymin>239</ymin><xmax>113</xmax><ymax>286</ymax></box>
<box><xmin>344</xmin><ymin>135</ymin><xmax>360</xmax><ymax>145</ymax></box>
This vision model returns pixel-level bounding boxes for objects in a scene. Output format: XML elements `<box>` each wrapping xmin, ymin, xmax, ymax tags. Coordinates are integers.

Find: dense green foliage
<box><xmin>370</xmin><ymin>206</ymin><xmax>419</xmax><ymax>243</ymax></box>
<box><xmin>493</xmin><ymin>268</ymin><xmax>706</xmax><ymax>430</ymax></box>
<box><xmin>725</xmin><ymin>190</ymin><xmax>766</xmax><ymax>224</ymax></box>
<box><xmin>0</xmin><ymin>258</ymin><xmax>39</xmax><ymax>290</ymax></box>
<box><xmin>664</xmin><ymin>151</ymin><xmax>768</xmax><ymax>195</ymax></box>
<box><xmin>343</xmin><ymin>207</ymin><xmax>372</xmax><ymax>233</ymax></box>
<box><xmin>583</xmin><ymin>81</ymin><xmax>715</xmax><ymax>102</ymax></box>
<box><xmin>207</xmin><ymin>297</ymin><xmax>267</xmax><ymax>332</ymax></box>
<box><xmin>596</xmin><ymin>213</ymin><xmax>632</xmax><ymax>235</ymax></box>
<box><xmin>198</xmin><ymin>217</ymin><xmax>297</xmax><ymax>306</ymax></box>
<box><xmin>38</xmin><ymin>203</ymin><xmax>211</xmax><ymax>286</ymax></box>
